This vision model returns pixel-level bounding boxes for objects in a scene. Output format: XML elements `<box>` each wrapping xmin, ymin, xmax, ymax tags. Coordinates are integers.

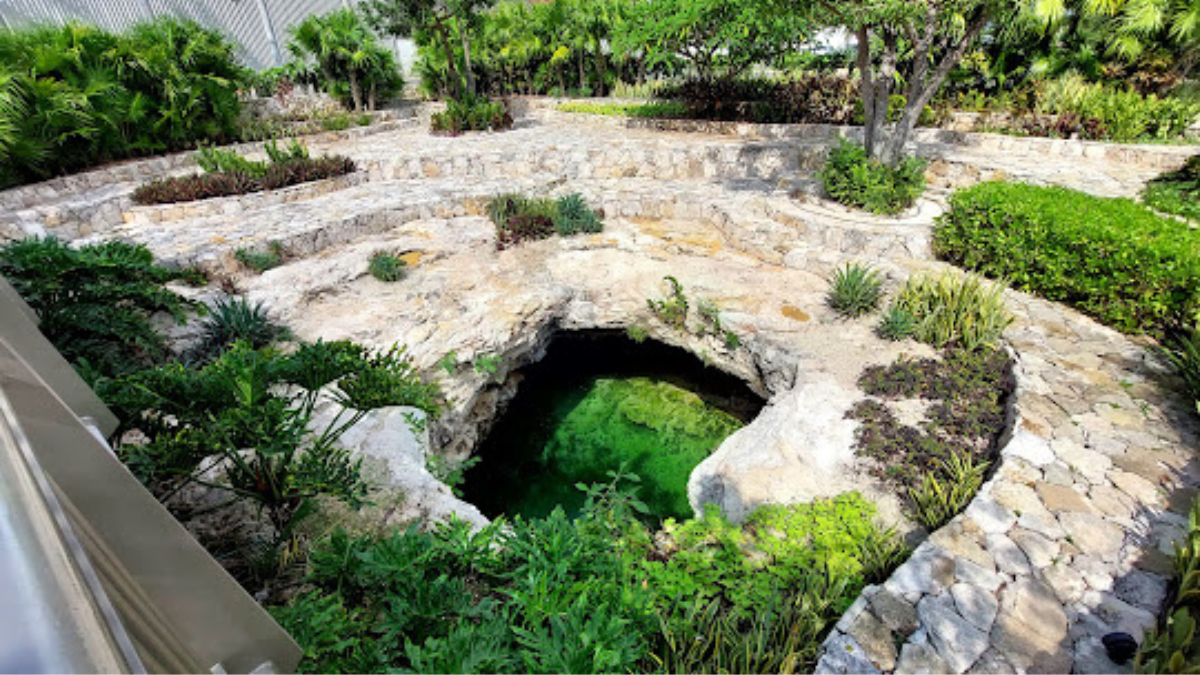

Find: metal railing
<box><xmin>0</xmin><ymin>277</ymin><xmax>302</xmax><ymax>674</ymax></box>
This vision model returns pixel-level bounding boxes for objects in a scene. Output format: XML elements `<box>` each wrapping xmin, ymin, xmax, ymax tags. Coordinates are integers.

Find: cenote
<box><xmin>461</xmin><ymin>330</ymin><xmax>765</xmax><ymax>522</ymax></box>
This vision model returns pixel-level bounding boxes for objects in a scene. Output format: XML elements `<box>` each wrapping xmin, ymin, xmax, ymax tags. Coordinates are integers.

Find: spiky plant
<box><xmin>893</xmin><ymin>272</ymin><xmax>1012</xmax><ymax>351</ymax></box>
<box><xmin>554</xmin><ymin>193</ymin><xmax>603</xmax><ymax>235</ymax></box>
<box><xmin>194</xmin><ymin>296</ymin><xmax>287</xmax><ymax>360</ymax></box>
<box><xmin>877</xmin><ymin>305</ymin><xmax>916</xmax><ymax>341</ymax></box>
<box><xmin>828</xmin><ymin>262</ymin><xmax>884</xmax><ymax>318</ymax></box>
<box><xmin>368</xmin><ymin>251</ymin><xmax>406</xmax><ymax>282</ymax></box>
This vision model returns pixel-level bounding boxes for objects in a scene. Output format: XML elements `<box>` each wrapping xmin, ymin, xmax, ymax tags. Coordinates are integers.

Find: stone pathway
<box><xmin>7</xmin><ymin>108</ymin><xmax>1198</xmax><ymax>674</ymax></box>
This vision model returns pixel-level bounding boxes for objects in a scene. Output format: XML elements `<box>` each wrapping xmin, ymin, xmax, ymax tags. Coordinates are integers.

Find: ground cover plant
<box><xmin>430</xmin><ymin>94</ymin><xmax>514</xmax><ymax>135</ymax></box>
<box><xmin>0</xmin><ymin>18</ymin><xmax>245</xmax><ymax>187</ymax></box>
<box><xmin>132</xmin><ymin>141</ymin><xmax>355</xmax><ymax>206</ymax></box>
<box><xmin>0</xmin><ymin>237</ymin><xmax>199</xmax><ymax>379</ymax></box>
<box><xmin>556</xmin><ymin>101</ymin><xmax>689</xmax><ymax>118</ymax></box>
<box><xmin>270</xmin><ymin>474</ymin><xmax>908</xmax><ymax>674</ymax></box>
<box><xmin>818</xmin><ymin>138</ymin><xmax>928</xmax><ymax>215</ymax></box>
<box><xmin>487</xmin><ymin>192</ymin><xmax>604</xmax><ymax>249</ymax></box>
<box><xmin>849</xmin><ymin>347</ymin><xmax>1015</xmax><ymax>528</ymax></box>
<box><xmin>934</xmin><ymin>181</ymin><xmax>1200</xmax><ymax>340</ymax></box>
<box><xmin>1142</xmin><ymin>155</ymin><xmax>1199</xmax><ymax>223</ymax></box>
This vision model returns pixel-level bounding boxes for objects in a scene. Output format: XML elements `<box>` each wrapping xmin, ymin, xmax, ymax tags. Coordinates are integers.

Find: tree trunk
<box><xmin>881</xmin><ymin>12</ymin><xmax>988</xmax><ymax>165</ymax></box>
<box><xmin>636</xmin><ymin>56</ymin><xmax>647</xmax><ymax>86</ymax></box>
<box><xmin>593</xmin><ymin>45</ymin><xmax>605</xmax><ymax>96</ymax></box>
<box><xmin>435</xmin><ymin>22</ymin><xmax>462</xmax><ymax>99</ymax></box>
<box><xmin>557</xmin><ymin>65</ymin><xmax>566</xmax><ymax>94</ymax></box>
<box><xmin>578</xmin><ymin>53</ymin><xmax>586</xmax><ymax>92</ymax></box>
<box><xmin>856</xmin><ymin>25</ymin><xmax>879</xmax><ymax>156</ymax></box>
<box><xmin>368</xmin><ymin>81</ymin><xmax>377</xmax><ymax>111</ymax></box>
<box><xmin>865</xmin><ymin>31</ymin><xmax>898</xmax><ymax>162</ymax></box>
<box><xmin>349</xmin><ymin>69</ymin><xmax>363</xmax><ymax>111</ymax></box>
<box><xmin>458</xmin><ymin>19</ymin><xmax>477</xmax><ymax>96</ymax></box>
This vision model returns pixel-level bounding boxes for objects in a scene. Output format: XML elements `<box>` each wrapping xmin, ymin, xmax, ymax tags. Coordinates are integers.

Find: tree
<box><xmin>1030</xmin><ymin>0</ymin><xmax>1199</xmax><ymax>79</ymax></box>
<box><xmin>803</xmin><ymin>0</ymin><xmax>1014</xmax><ymax>165</ymax></box>
<box><xmin>618</xmin><ymin>0</ymin><xmax>813</xmax><ymax>81</ymax></box>
<box><xmin>362</xmin><ymin>0</ymin><xmax>494</xmax><ymax>98</ymax></box>
<box><xmin>288</xmin><ymin>8</ymin><xmax>402</xmax><ymax>111</ymax></box>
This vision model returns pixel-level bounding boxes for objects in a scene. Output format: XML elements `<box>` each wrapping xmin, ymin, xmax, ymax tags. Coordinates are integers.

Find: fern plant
<box><xmin>828</xmin><ymin>262</ymin><xmax>884</xmax><ymax>318</ymax></box>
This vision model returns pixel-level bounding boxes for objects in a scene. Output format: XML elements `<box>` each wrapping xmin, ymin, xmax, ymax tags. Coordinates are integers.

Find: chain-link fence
<box><xmin>0</xmin><ymin>0</ymin><xmax>416</xmax><ymax>72</ymax></box>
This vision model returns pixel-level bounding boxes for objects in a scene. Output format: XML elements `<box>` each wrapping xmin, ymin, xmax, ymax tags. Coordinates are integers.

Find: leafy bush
<box><xmin>1036</xmin><ymin>74</ymin><xmax>1200</xmax><ymax>142</ymax></box>
<box><xmin>818</xmin><ymin>138</ymin><xmax>928</xmax><ymax>215</ymax></box>
<box><xmin>0</xmin><ymin>237</ymin><xmax>195</xmax><ymax>378</ymax></box>
<box><xmin>368</xmin><ymin>251</ymin><xmax>406</xmax><ymax>282</ymax></box>
<box><xmin>934</xmin><ymin>182</ymin><xmax>1200</xmax><ymax>340</ymax></box>
<box><xmin>1134</xmin><ymin>497</ymin><xmax>1200</xmax><ymax>673</ymax></box>
<box><xmin>556</xmin><ymin>101</ymin><xmax>689</xmax><ymax>118</ymax></box>
<box><xmin>1142</xmin><ymin>155</ymin><xmax>1198</xmax><ymax>223</ymax></box>
<box><xmin>486</xmin><ymin>192</ymin><xmax>604</xmax><ymax>249</ymax></box>
<box><xmin>430</xmin><ymin>94</ymin><xmax>513</xmax><ymax>135</ymax></box>
<box><xmin>272</xmin><ymin>477</ymin><xmax>906</xmax><ymax>674</ymax></box>
<box><xmin>192</xmin><ymin>296</ymin><xmax>287</xmax><ymax>361</ymax></box>
<box><xmin>235</xmin><ymin>243</ymin><xmax>284</xmax><ymax>273</ymax></box>
<box><xmin>659</xmin><ymin>74</ymin><xmax>859</xmax><ymax>124</ymax></box>
<box><xmin>828</xmin><ymin>262</ymin><xmax>884</xmax><ymax>318</ymax></box>
<box><xmin>196</xmin><ymin>146</ymin><xmax>268</xmax><ymax>177</ymax></box>
<box><xmin>877</xmin><ymin>306</ymin><xmax>916</xmax><ymax>340</ymax></box>
<box><xmin>0</xmin><ymin>18</ymin><xmax>245</xmax><ymax>187</ymax></box>
<box><xmin>892</xmin><ymin>273</ymin><xmax>1013</xmax><ymax>351</ymax></box>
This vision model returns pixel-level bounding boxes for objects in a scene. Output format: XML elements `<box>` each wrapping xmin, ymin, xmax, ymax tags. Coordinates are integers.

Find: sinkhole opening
<box><xmin>461</xmin><ymin>329</ymin><xmax>766</xmax><ymax>522</ymax></box>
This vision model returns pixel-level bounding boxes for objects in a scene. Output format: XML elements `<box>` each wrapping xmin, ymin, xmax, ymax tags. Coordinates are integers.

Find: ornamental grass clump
<box><xmin>893</xmin><ymin>272</ymin><xmax>1012</xmax><ymax>351</ymax></box>
<box><xmin>827</xmin><ymin>262</ymin><xmax>884</xmax><ymax>318</ymax></box>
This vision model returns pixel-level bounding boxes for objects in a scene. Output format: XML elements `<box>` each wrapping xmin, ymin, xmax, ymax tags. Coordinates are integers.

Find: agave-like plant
<box><xmin>827</xmin><ymin>262</ymin><xmax>884</xmax><ymax>318</ymax></box>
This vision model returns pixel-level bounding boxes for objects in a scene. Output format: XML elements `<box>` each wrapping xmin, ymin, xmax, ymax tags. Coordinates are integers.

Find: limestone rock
<box><xmin>991</xmin><ymin>578</ymin><xmax>1071</xmax><ymax>673</ymax></box>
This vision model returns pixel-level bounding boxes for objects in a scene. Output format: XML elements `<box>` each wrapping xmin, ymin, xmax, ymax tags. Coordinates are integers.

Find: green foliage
<box><xmin>438</xmin><ymin>350</ymin><xmax>459</xmax><ymax>375</ymax></box>
<box><xmin>850</xmin><ymin>347</ymin><xmax>1014</xmax><ymax>493</ymax></box>
<box><xmin>426</xmin><ymin>455</ymin><xmax>481</xmax><ymax>497</ymax></box>
<box><xmin>934</xmin><ymin>181</ymin><xmax>1200</xmax><ymax>340</ymax></box>
<box><xmin>235</xmin><ymin>242</ymin><xmax>284</xmax><ymax>273</ymax></box>
<box><xmin>1159</xmin><ymin>326</ymin><xmax>1200</xmax><ymax>415</ymax></box>
<box><xmin>487</xmin><ymin>192</ymin><xmax>604</xmax><ymax>248</ymax></box>
<box><xmin>0</xmin><ymin>237</ymin><xmax>194</xmax><ymax>378</ymax></box>
<box><xmin>553</xmin><ymin>193</ymin><xmax>604</xmax><ymax>235</ymax></box>
<box><xmin>893</xmin><ymin>273</ymin><xmax>1013</xmax><ymax>351</ymax></box>
<box><xmin>430</xmin><ymin>93</ymin><xmax>513</xmax><ymax>134</ymax></box>
<box><xmin>556</xmin><ymin>101</ymin><xmax>688</xmax><ymax>118</ymax></box>
<box><xmin>192</xmin><ymin>296</ymin><xmax>287</xmax><ymax>361</ymax></box>
<box><xmin>647</xmin><ymin>275</ymin><xmax>689</xmax><ymax>330</ymax></box>
<box><xmin>274</xmin><ymin>477</ymin><xmax>907</xmax><ymax>674</ymax></box>
<box><xmin>133</xmin><ymin>144</ymin><xmax>355</xmax><ymax>206</ymax></box>
<box><xmin>1143</xmin><ymin>155</ymin><xmax>1199</xmax><ymax>223</ymax></box>
<box><xmin>625</xmin><ymin>325</ymin><xmax>649</xmax><ymax>343</ymax></box>
<box><xmin>473</xmin><ymin>353</ymin><xmax>503</xmax><ymax>380</ymax></box>
<box><xmin>878</xmin><ymin>305</ymin><xmax>917</xmax><ymax>340</ymax></box>
<box><xmin>287</xmin><ymin>8</ymin><xmax>404</xmax><ymax>111</ymax></box>
<box><xmin>828</xmin><ymin>262</ymin><xmax>884</xmax><ymax>318</ymax></box>
<box><xmin>0</xmin><ymin>18</ymin><xmax>245</xmax><ymax>187</ymax></box>
<box><xmin>818</xmin><ymin>138</ymin><xmax>929</xmax><ymax>215</ymax></box>
<box><xmin>1036</xmin><ymin>73</ymin><xmax>1199</xmax><ymax>141</ymax></box>
<box><xmin>368</xmin><ymin>251</ymin><xmax>406</xmax><ymax>282</ymax></box>
<box><xmin>1135</xmin><ymin>498</ymin><xmax>1200</xmax><ymax>674</ymax></box>
<box><xmin>908</xmin><ymin>450</ymin><xmax>991</xmax><ymax>530</ymax></box>
<box><xmin>659</xmin><ymin>74</ymin><xmax>860</xmax><ymax>124</ymax></box>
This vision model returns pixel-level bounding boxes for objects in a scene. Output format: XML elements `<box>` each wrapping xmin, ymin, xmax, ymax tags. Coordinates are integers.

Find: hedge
<box><xmin>933</xmin><ymin>182</ymin><xmax>1200</xmax><ymax>339</ymax></box>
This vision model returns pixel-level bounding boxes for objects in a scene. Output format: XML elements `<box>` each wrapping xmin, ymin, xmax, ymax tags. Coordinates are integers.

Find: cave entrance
<box><xmin>460</xmin><ymin>330</ymin><xmax>765</xmax><ymax>522</ymax></box>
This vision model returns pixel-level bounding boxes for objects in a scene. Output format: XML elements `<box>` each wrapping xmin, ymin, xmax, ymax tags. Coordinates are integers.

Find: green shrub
<box><xmin>818</xmin><ymin>138</ymin><xmax>928</xmax><ymax>215</ymax></box>
<box><xmin>877</xmin><ymin>306</ymin><xmax>916</xmax><ymax>340</ymax></box>
<box><xmin>908</xmin><ymin>450</ymin><xmax>990</xmax><ymax>530</ymax></box>
<box><xmin>1037</xmin><ymin>73</ymin><xmax>1200</xmax><ymax>142</ymax></box>
<box><xmin>192</xmin><ymin>296</ymin><xmax>287</xmax><ymax>361</ymax></box>
<box><xmin>0</xmin><ymin>18</ymin><xmax>245</xmax><ymax>187</ymax></box>
<box><xmin>556</xmin><ymin>101</ymin><xmax>689</xmax><ymax>118</ymax></box>
<box><xmin>430</xmin><ymin>94</ymin><xmax>513</xmax><ymax>135</ymax></box>
<box><xmin>368</xmin><ymin>251</ymin><xmax>406</xmax><ymax>282</ymax></box>
<box><xmin>1142</xmin><ymin>155</ymin><xmax>1199</xmax><ymax>223</ymax></box>
<box><xmin>893</xmin><ymin>272</ymin><xmax>1012</xmax><ymax>351</ymax></box>
<box><xmin>828</xmin><ymin>262</ymin><xmax>884</xmax><ymax>318</ymax></box>
<box><xmin>235</xmin><ymin>243</ymin><xmax>284</xmax><ymax>273</ymax></box>
<box><xmin>1134</xmin><ymin>497</ymin><xmax>1200</xmax><ymax>673</ymax></box>
<box><xmin>553</xmin><ymin>193</ymin><xmax>604</xmax><ymax>235</ymax></box>
<box><xmin>196</xmin><ymin>146</ymin><xmax>268</xmax><ymax>177</ymax></box>
<box><xmin>934</xmin><ymin>181</ymin><xmax>1200</xmax><ymax>340</ymax></box>
<box><xmin>0</xmin><ymin>237</ymin><xmax>195</xmax><ymax>378</ymax></box>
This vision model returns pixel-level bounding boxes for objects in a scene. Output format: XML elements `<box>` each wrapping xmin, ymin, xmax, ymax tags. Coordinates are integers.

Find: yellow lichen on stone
<box><xmin>781</xmin><ymin>304</ymin><xmax>810</xmax><ymax>322</ymax></box>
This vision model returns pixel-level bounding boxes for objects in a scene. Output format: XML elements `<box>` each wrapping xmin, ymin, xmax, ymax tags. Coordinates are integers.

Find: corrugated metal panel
<box><xmin>0</xmin><ymin>0</ymin><xmax>414</xmax><ymax>73</ymax></box>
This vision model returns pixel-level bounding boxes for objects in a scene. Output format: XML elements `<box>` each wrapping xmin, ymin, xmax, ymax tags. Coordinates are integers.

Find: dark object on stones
<box><xmin>1102</xmin><ymin>632</ymin><xmax>1139</xmax><ymax>664</ymax></box>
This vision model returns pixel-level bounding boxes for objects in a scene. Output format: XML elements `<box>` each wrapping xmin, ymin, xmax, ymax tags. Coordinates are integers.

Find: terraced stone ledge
<box><xmin>817</xmin><ymin>284</ymin><xmax>1199</xmax><ymax>674</ymax></box>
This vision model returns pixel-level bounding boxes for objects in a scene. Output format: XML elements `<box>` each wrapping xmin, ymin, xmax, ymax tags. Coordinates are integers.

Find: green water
<box><xmin>462</xmin><ymin>331</ymin><xmax>760</xmax><ymax>522</ymax></box>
